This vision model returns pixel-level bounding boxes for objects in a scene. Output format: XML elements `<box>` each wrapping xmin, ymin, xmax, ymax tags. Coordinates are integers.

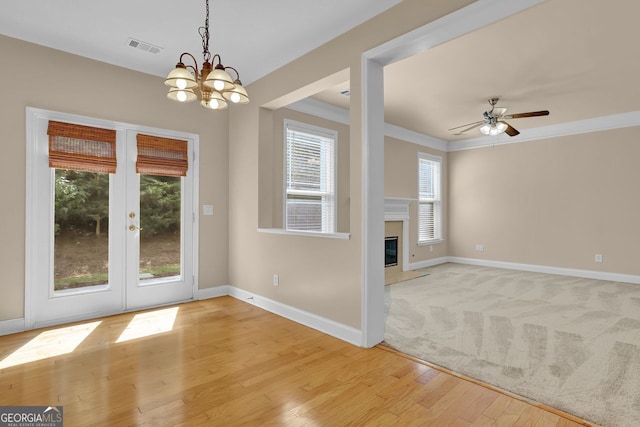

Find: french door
<box><xmin>26</xmin><ymin>109</ymin><xmax>198</xmax><ymax>329</ymax></box>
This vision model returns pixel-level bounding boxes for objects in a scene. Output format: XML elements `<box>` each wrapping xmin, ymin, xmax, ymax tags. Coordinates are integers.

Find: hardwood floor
<box><xmin>0</xmin><ymin>297</ymin><xmax>590</xmax><ymax>426</ymax></box>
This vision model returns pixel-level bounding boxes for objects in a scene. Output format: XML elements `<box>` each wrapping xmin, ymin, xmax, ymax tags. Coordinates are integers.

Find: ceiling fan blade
<box><xmin>454</xmin><ymin>122</ymin><xmax>484</xmax><ymax>135</ymax></box>
<box><xmin>503</xmin><ymin>122</ymin><xmax>520</xmax><ymax>137</ymax></box>
<box><xmin>448</xmin><ymin>120</ymin><xmax>484</xmax><ymax>131</ymax></box>
<box><xmin>503</xmin><ymin>110</ymin><xmax>549</xmax><ymax>119</ymax></box>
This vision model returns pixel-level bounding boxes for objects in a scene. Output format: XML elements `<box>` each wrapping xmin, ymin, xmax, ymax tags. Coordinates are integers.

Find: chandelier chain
<box><xmin>199</xmin><ymin>0</ymin><xmax>211</xmax><ymax>62</ymax></box>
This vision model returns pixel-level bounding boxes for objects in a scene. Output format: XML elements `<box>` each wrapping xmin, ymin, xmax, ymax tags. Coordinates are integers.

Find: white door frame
<box><xmin>124</xmin><ymin>129</ymin><xmax>196</xmax><ymax>311</ymax></box>
<box><xmin>25</xmin><ymin>107</ymin><xmax>200</xmax><ymax>330</ymax></box>
<box><xmin>360</xmin><ymin>0</ymin><xmax>544</xmax><ymax>347</ymax></box>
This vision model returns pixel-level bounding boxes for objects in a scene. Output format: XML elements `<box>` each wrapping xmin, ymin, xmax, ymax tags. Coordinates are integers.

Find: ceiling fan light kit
<box><xmin>164</xmin><ymin>0</ymin><xmax>250</xmax><ymax>110</ymax></box>
<box><xmin>450</xmin><ymin>97</ymin><xmax>549</xmax><ymax>138</ymax></box>
<box><xmin>480</xmin><ymin>121</ymin><xmax>507</xmax><ymax>136</ymax></box>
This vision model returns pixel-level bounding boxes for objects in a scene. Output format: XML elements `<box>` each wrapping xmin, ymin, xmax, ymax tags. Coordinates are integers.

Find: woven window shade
<box><xmin>47</xmin><ymin>121</ymin><xmax>117</xmax><ymax>173</ymax></box>
<box><xmin>136</xmin><ymin>134</ymin><xmax>188</xmax><ymax>177</ymax></box>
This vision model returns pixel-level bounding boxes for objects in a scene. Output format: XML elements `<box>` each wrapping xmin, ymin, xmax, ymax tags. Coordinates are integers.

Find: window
<box><xmin>418</xmin><ymin>152</ymin><xmax>442</xmax><ymax>243</ymax></box>
<box><xmin>285</xmin><ymin>120</ymin><xmax>336</xmax><ymax>233</ymax></box>
<box><xmin>48</xmin><ymin>121</ymin><xmax>117</xmax><ymax>291</ymax></box>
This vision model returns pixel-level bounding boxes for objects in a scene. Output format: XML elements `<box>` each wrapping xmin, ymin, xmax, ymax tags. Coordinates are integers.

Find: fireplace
<box><xmin>385</xmin><ymin>236</ymin><xmax>398</xmax><ymax>267</ymax></box>
<box><xmin>384</xmin><ymin>198</ymin><xmax>411</xmax><ymax>272</ymax></box>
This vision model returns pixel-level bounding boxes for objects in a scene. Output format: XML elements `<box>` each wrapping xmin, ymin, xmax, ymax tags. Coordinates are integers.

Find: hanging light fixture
<box><xmin>480</xmin><ymin>119</ymin><xmax>507</xmax><ymax>136</ymax></box>
<box><xmin>164</xmin><ymin>0</ymin><xmax>249</xmax><ymax>110</ymax></box>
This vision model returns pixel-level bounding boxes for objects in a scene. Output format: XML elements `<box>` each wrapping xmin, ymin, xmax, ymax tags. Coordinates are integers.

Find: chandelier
<box><xmin>164</xmin><ymin>0</ymin><xmax>249</xmax><ymax>110</ymax></box>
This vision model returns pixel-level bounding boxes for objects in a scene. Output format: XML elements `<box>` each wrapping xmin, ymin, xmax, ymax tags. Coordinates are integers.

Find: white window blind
<box><xmin>418</xmin><ymin>153</ymin><xmax>442</xmax><ymax>242</ymax></box>
<box><xmin>285</xmin><ymin>120</ymin><xmax>336</xmax><ymax>233</ymax></box>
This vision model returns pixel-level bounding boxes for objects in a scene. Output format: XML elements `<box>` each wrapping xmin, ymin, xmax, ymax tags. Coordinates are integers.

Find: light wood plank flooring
<box><xmin>0</xmin><ymin>297</ymin><xmax>590</xmax><ymax>426</ymax></box>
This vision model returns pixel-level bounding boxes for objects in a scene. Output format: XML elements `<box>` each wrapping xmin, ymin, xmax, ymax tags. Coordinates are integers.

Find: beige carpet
<box><xmin>384</xmin><ymin>263</ymin><xmax>640</xmax><ymax>427</ymax></box>
<box><xmin>385</xmin><ymin>269</ymin><xmax>428</xmax><ymax>286</ymax></box>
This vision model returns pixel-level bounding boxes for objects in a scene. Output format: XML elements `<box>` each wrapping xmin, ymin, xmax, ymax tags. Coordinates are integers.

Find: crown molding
<box><xmin>365</xmin><ymin>0</ymin><xmax>544</xmax><ymax>67</ymax></box>
<box><xmin>288</xmin><ymin>99</ymin><xmax>640</xmax><ymax>153</ymax></box>
<box><xmin>384</xmin><ymin>122</ymin><xmax>448</xmax><ymax>152</ymax></box>
<box><xmin>287</xmin><ymin>98</ymin><xmax>448</xmax><ymax>152</ymax></box>
<box><xmin>287</xmin><ymin>98</ymin><xmax>350</xmax><ymax>125</ymax></box>
<box><xmin>447</xmin><ymin>110</ymin><xmax>640</xmax><ymax>151</ymax></box>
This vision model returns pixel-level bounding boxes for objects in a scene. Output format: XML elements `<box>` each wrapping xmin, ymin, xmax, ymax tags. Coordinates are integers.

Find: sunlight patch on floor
<box><xmin>0</xmin><ymin>321</ymin><xmax>101</xmax><ymax>369</ymax></box>
<box><xmin>116</xmin><ymin>307</ymin><xmax>179</xmax><ymax>343</ymax></box>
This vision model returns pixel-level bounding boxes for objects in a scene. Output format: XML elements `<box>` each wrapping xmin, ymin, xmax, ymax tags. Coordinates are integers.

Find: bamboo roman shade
<box><xmin>47</xmin><ymin>121</ymin><xmax>117</xmax><ymax>173</ymax></box>
<box><xmin>136</xmin><ymin>134</ymin><xmax>188</xmax><ymax>177</ymax></box>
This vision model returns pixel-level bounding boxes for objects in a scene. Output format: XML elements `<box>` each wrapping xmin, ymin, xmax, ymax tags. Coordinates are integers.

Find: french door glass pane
<box><xmin>139</xmin><ymin>175</ymin><xmax>181</xmax><ymax>282</ymax></box>
<box><xmin>54</xmin><ymin>169</ymin><xmax>109</xmax><ymax>291</ymax></box>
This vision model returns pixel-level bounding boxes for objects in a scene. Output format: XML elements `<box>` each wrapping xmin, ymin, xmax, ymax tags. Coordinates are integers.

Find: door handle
<box><xmin>129</xmin><ymin>224</ymin><xmax>142</xmax><ymax>231</ymax></box>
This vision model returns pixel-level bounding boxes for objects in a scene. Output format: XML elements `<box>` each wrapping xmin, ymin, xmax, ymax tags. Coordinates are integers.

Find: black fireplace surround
<box><xmin>385</xmin><ymin>236</ymin><xmax>398</xmax><ymax>267</ymax></box>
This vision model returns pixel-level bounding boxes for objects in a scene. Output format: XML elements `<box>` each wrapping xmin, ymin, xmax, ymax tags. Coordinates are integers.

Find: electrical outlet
<box><xmin>475</xmin><ymin>244</ymin><xmax>484</xmax><ymax>252</ymax></box>
<box><xmin>595</xmin><ymin>254</ymin><xmax>603</xmax><ymax>263</ymax></box>
<box><xmin>273</xmin><ymin>274</ymin><xmax>279</xmax><ymax>286</ymax></box>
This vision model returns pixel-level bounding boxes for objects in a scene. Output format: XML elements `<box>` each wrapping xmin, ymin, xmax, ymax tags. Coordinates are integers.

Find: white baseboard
<box><xmin>448</xmin><ymin>257</ymin><xmax>640</xmax><ymax>284</ymax></box>
<box><xmin>3</xmin><ymin>285</ymin><xmax>363</xmax><ymax>346</ymax></box>
<box><xmin>226</xmin><ymin>287</ymin><xmax>362</xmax><ymax>347</ymax></box>
<box><xmin>196</xmin><ymin>285</ymin><xmax>231</xmax><ymax>300</ymax></box>
<box><xmin>407</xmin><ymin>256</ymin><xmax>449</xmax><ymax>271</ymax></box>
<box><xmin>0</xmin><ymin>318</ymin><xmax>25</xmax><ymax>336</ymax></box>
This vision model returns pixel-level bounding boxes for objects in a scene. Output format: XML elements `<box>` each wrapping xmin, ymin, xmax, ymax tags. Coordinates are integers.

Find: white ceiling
<box><xmin>0</xmin><ymin>0</ymin><xmax>400</xmax><ymax>85</ymax></box>
<box><xmin>313</xmin><ymin>0</ymin><xmax>640</xmax><ymax>141</ymax></box>
<box><xmin>4</xmin><ymin>0</ymin><xmax>640</xmax><ymax>144</ymax></box>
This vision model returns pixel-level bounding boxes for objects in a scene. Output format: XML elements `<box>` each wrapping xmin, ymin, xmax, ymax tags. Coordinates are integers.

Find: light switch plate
<box><xmin>202</xmin><ymin>205</ymin><xmax>214</xmax><ymax>216</ymax></box>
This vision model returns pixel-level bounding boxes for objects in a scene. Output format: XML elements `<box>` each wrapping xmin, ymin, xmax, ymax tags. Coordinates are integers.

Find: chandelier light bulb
<box><xmin>176</xmin><ymin>79</ymin><xmax>187</xmax><ymax>90</ymax></box>
<box><xmin>167</xmin><ymin>87</ymin><xmax>196</xmax><ymax>103</ymax></box>
<box><xmin>213</xmin><ymin>80</ymin><xmax>225</xmax><ymax>91</ymax></box>
<box><xmin>230</xmin><ymin>92</ymin><xmax>241</xmax><ymax>103</ymax></box>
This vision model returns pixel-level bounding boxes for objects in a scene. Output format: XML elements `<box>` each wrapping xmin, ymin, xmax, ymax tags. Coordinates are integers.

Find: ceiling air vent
<box><xmin>126</xmin><ymin>38</ymin><xmax>162</xmax><ymax>54</ymax></box>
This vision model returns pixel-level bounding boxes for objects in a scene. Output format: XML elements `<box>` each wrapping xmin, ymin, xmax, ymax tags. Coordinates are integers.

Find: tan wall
<box><xmin>268</xmin><ymin>108</ymin><xmax>350</xmax><ymax>232</ymax></box>
<box><xmin>229</xmin><ymin>0</ymin><xmax>474</xmax><ymax>328</ymax></box>
<box><xmin>0</xmin><ymin>35</ymin><xmax>230</xmax><ymax>322</ymax></box>
<box><xmin>448</xmin><ymin>127</ymin><xmax>640</xmax><ymax>275</ymax></box>
<box><xmin>384</xmin><ymin>136</ymin><xmax>448</xmax><ymax>263</ymax></box>
<box><xmin>230</xmin><ymin>101</ymin><xmax>362</xmax><ymax>327</ymax></box>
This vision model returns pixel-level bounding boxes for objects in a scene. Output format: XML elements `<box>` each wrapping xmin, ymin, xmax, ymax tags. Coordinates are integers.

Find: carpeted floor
<box><xmin>384</xmin><ymin>263</ymin><xmax>640</xmax><ymax>427</ymax></box>
<box><xmin>385</xmin><ymin>269</ymin><xmax>428</xmax><ymax>286</ymax></box>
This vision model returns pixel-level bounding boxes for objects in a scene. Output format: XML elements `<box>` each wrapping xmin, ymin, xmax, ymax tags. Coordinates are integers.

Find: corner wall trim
<box><xmin>0</xmin><ymin>318</ymin><xmax>26</xmax><ymax>336</ymax></box>
<box><xmin>448</xmin><ymin>257</ymin><xmax>640</xmax><ymax>284</ymax></box>
<box><xmin>227</xmin><ymin>287</ymin><xmax>362</xmax><ymax>347</ymax></box>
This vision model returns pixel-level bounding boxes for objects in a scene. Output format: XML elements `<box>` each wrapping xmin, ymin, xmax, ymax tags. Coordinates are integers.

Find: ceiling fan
<box><xmin>449</xmin><ymin>98</ymin><xmax>549</xmax><ymax>137</ymax></box>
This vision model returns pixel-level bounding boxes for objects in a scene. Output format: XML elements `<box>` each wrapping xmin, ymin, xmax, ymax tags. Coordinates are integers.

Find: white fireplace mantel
<box><xmin>384</xmin><ymin>197</ymin><xmax>415</xmax><ymax>221</ymax></box>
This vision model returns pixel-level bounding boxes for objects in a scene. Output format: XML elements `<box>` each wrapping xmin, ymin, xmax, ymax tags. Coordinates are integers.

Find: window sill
<box><xmin>258</xmin><ymin>228</ymin><xmax>351</xmax><ymax>240</ymax></box>
<box><xmin>418</xmin><ymin>239</ymin><xmax>443</xmax><ymax>247</ymax></box>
